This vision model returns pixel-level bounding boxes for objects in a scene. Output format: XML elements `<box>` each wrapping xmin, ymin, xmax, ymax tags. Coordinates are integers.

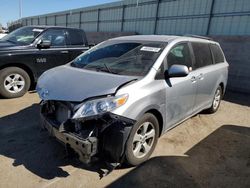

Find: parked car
<box><xmin>0</xmin><ymin>26</ymin><xmax>89</xmax><ymax>98</ymax></box>
<box><xmin>37</xmin><ymin>35</ymin><xmax>228</xmax><ymax>166</ymax></box>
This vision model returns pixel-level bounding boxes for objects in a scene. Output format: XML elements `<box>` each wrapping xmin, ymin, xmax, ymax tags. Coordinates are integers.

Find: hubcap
<box><xmin>213</xmin><ymin>89</ymin><xmax>221</xmax><ymax>109</ymax></box>
<box><xmin>4</xmin><ymin>74</ymin><xmax>25</xmax><ymax>93</ymax></box>
<box><xmin>132</xmin><ymin>122</ymin><xmax>155</xmax><ymax>158</ymax></box>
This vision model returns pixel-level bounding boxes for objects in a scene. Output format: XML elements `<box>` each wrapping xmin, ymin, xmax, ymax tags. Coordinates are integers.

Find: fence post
<box><xmin>66</xmin><ymin>14</ymin><xmax>68</xmax><ymax>27</ymax></box>
<box><xmin>121</xmin><ymin>5</ymin><xmax>125</xmax><ymax>32</ymax></box>
<box><xmin>97</xmin><ymin>8</ymin><xmax>100</xmax><ymax>32</ymax></box>
<box><xmin>55</xmin><ymin>15</ymin><xmax>57</xmax><ymax>26</ymax></box>
<box><xmin>45</xmin><ymin>16</ymin><xmax>47</xmax><ymax>25</ymax></box>
<box><xmin>153</xmin><ymin>0</ymin><xmax>160</xmax><ymax>34</ymax></box>
<box><xmin>79</xmin><ymin>11</ymin><xmax>82</xmax><ymax>29</ymax></box>
<box><xmin>206</xmin><ymin>0</ymin><xmax>215</xmax><ymax>35</ymax></box>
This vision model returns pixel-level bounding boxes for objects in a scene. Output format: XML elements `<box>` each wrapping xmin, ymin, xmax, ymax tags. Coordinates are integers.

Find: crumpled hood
<box><xmin>37</xmin><ymin>65</ymin><xmax>138</xmax><ymax>102</ymax></box>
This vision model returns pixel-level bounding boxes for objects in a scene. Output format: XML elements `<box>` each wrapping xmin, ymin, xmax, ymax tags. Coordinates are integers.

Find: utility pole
<box><xmin>19</xmin><ymin>0</ymin><xmax>23</xmax><ymax>19</ymax></box>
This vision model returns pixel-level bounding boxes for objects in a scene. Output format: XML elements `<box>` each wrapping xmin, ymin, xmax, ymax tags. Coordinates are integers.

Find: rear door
<box><xmin>65</xmin><ymin>29</ymin><xmax>89</xmax><ymax>61</ymax></box>
<box><xmin>191</xmin><ymin>42</ymin><xmax>219</xmax><ymax>112</ymax></box>
<box><xmin>34</xmin><ymin>28</ymin><xmax>70</xmax><ymax>76</ymax></box>
<box><xmin>165</xmin><ymin>42</ymin><xmax>197</xmax><ymax>127</ymax></box>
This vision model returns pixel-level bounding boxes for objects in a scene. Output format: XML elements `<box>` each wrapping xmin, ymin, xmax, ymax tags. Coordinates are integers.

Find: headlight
<box><xmin>72</xmin><ymin>94</ymin><xmax>128</xmax><ymax>119</ymax></box>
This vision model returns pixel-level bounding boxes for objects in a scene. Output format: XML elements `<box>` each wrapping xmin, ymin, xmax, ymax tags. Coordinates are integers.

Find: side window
<box><xmin>167</xmin><ymin>43</ymin><xmax>192</xmax><ymax>69</ymax></box>
<box><xmin>210</xmin><ymin>44</ymin><xmax>225</xmax><ymax>64</ymax></box>
<box><xmin>66</xmin><ymin>29</ymin><xmax>85</xmax><ymax>46</ymax></box>
<box><xmin>40</xmin><ymin>29</ymin><xmax>66</xmax><ymax>47</ymax></box>
<box><xmin>192</xmin><ymin>43</ymin><xmax>213</xmax><ymax>69</ymax></box>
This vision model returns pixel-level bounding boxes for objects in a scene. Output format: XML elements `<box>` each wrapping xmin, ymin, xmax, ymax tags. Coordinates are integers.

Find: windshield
<box><xmin>1</xmin><ymin>27</ymin><xmax>43</xmax><ymax>45</ymax></box>
<box><xmin>72</xmin><ymin>41</ymin><xmax>166</xmax><ymax>76</ymax></box>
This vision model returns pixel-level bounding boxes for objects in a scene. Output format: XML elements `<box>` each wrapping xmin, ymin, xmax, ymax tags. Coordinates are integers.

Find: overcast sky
<box><xmin>0</xmin><ymin>0</ymin><xmax>119</xmax><ymax>27</ymax></box>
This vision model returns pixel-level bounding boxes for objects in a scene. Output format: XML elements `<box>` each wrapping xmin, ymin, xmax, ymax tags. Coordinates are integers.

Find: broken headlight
<box><xmin>72</xmin><ymin>94</ymin><xmax>128</xmax><ymax>119</ymax></box>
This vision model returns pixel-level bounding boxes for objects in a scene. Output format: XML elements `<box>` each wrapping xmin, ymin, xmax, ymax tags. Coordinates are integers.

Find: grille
<box><xmin>44</xmin><ymin>101</ymin><xmax>73</xmax><ymax>125</ymax></box>
<box><xmin>46</xmin><ymin>101</ymin><xmax>71</xmax><ymax>124</ymax></box>
<box><xmin>54</xmin><ymin>102</ymin><xmax>71</xmax><ymax>124</ymax></box>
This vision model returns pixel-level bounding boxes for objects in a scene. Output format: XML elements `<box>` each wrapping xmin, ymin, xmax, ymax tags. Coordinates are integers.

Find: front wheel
<box><xmin>0</xmin><ymin>67</ymin><xmax>31</xmax><ymax>98</ymax></box>
<box><xmin>125</xmin><ymin>113</ymin><xmax>159</xmax><ymax>166</ymax></box>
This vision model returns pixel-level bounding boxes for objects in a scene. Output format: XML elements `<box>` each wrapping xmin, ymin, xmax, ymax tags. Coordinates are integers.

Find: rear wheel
<box><xmin>0</xmin><ymin>67</ymin><xmax>30</xmax><ymax>98</ymax></box>
<box><xmin>125</xmin><ymin>113</ymin><xmax>159</xmax><ymax>166</ymax></box>
<box><xmin>206</xmin><ymin>86</ymin><xmax>222</xmax><ymax>114</ymax></box>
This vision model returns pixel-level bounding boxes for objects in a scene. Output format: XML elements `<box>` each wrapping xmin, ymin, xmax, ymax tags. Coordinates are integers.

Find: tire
<box><xmin>0</xmin><ymin>67</ymin><xmax>31</xmax><ymax>98</ymax></box>
<box><xmin>206</xmin><ymin>86</ymin><xmax>222</xmax><ymax>114</ymax></box>
<box><xmin>125</xmin><ymin>113</ymin><xmax>159</xmax><ymax>166</ymax></box>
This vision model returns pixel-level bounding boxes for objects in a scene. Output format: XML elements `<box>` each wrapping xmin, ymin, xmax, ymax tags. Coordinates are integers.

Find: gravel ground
<box><xmin>0</xmin><ymin>91</ymin><xmax>249</xmax><ymax>188</ymax></box>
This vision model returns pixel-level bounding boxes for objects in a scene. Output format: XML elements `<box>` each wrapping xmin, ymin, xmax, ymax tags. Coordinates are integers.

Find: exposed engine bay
<box><xmin>40</xmin><ymin>100</ymin><xmax>136</xmax><ymax>164</ymax></box>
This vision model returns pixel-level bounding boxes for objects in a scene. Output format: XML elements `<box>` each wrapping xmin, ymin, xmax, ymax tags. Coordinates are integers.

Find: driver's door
<box><xmin>164</xmin><ymin>42</ymin><xmax>197</xmax><ymax>128</ymax></box>
<box><xmin>33</xmin><ymin>29</ymin><xmax>70</xmax><ymax>76</ymax></box>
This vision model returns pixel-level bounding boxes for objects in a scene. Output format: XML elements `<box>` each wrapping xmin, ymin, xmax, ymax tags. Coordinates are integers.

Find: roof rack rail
<box><xmin>184</xmin><ymin>34</ymin><xmax>213</xmax><ymax>41</ymax></box>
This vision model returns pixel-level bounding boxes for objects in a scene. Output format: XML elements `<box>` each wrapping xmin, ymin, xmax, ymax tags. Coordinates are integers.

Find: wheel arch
<box><xmin>145</xmin><ymin>109</ymin><xmax>164</xmax><ymax>137</ymax></box>
<box><xmin>219</xmin><ymin>82</ymin><xmax>224</xmax><ymax>95</ymax></box>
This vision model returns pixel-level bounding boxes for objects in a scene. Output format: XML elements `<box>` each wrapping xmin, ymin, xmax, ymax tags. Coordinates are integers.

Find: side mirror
<box><xmin>37</xmin><ymin>40</ymin><xmax>51</xmax><ymax>49</ymax></box>
<box><xmin>166</xmin><ymin>64</ymin><xmax>189</xmax><ymax>78</ymax></box>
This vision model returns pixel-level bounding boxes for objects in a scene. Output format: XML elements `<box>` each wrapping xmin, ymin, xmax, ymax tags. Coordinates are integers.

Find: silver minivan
<box><xmin>37</xmin><ymin>35</ymin><xmax>228</xmax><ymax>166</ymax></box>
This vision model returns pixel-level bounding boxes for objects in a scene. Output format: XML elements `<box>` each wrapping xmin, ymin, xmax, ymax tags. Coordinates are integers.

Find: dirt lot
<box><xmin>0</xmin><ymin>91</ymin><xmax>249</xmax><ymax>188</ymax></box>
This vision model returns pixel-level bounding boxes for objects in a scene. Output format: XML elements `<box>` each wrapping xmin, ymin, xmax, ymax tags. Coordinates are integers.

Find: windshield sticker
<box><xmin>140</xmin><ymin>46</ymin><xmax>161</xmax><ymax>53</ymax></box>
<box><xmin>32</xmin><ymin>28</ymin><xmax>44</xmax><ymax>32</ymax></box>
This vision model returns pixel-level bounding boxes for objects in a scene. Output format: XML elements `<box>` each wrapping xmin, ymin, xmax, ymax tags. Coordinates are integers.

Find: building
<box><xmin>10</xmin><ymin>0</ymin><xmax>250</xmax><ymax>36</ymax></box>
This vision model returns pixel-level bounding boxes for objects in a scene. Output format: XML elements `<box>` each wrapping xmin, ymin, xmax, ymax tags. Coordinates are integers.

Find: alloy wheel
<box><xmin>132</xmin><ymin>122</ymin><xmax>156</xmax><ymax>158</ymax></box>
<box><xmin>4</xmin><ymin>74</ymin><xmax>25</xmax><ymax>93</ymax></box>
<box><xmin>213</xmin><ymin>88</ymin><xmax>221</xmax><ymax>110</ymax></box>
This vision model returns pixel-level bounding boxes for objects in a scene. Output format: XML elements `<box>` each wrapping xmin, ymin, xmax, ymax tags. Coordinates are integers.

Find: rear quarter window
<box><xmin>192</xmin><ymin>42</ymin><xmax>213</xmax><ymax>69</ymax></box>
<box><xmin>210</xmin><ymin>44</ymin><xmax>225</xmax><ymax>64</ymax></box>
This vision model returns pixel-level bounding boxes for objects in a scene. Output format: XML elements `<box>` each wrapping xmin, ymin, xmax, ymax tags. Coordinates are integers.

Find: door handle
<box><xmin>61</xmin><ymin>50</ymin><xmax>69</xmax><ymax>54</ymax></box>
<box><xmin>197</xmin><ymin>73</ymin><xmax>204</xmax><ymax>80</ymax></box>
<box><xmin>191</xmin><ymin>76</ymin><xmax>196</xmax><ymax>83</ymax></box>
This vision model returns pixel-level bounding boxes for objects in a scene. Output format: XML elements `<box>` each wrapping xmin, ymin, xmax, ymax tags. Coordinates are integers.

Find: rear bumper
<box><xmin>41</xmin><ymin>114</ymin><xmax>98</xmax><ymax>163</ymax></box>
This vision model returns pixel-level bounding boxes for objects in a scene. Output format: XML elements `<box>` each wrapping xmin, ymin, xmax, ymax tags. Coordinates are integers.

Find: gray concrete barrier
<box><xmin>212</xmin><ymin>36</ymin><xmax>250</xmax><ymax>94</ymax></box>
<box><xmin>85</xmin><ymin>32</ymin><xmax>136</xmax><ymax>45</ymax></box>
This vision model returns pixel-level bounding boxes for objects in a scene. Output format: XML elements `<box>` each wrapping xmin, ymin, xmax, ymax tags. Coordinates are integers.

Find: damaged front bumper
<box><xmin>41</xmin><ymin>115</ymin><xmax>98</xmax><ymax>163</ymax></box>
<box><xmin>40</xmin><ymin>101</ymin><xmax>136</xmax><ymax>164</ymax></box>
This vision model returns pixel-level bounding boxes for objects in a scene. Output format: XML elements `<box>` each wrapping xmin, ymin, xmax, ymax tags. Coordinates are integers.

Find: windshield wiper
<box><xmin>95</xmin><ymin>63</ymin><xmax>117</xmax><ymax>74</ymax></box>
<box><xmin>103</xmin><ymin>63</ymin><xmax>115</xmax><ymax>74</ymax></box>
<box><xmin>76</xmin><ymin>63</ymin><xmax>118</xmax><ymax>74</ymax></box>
